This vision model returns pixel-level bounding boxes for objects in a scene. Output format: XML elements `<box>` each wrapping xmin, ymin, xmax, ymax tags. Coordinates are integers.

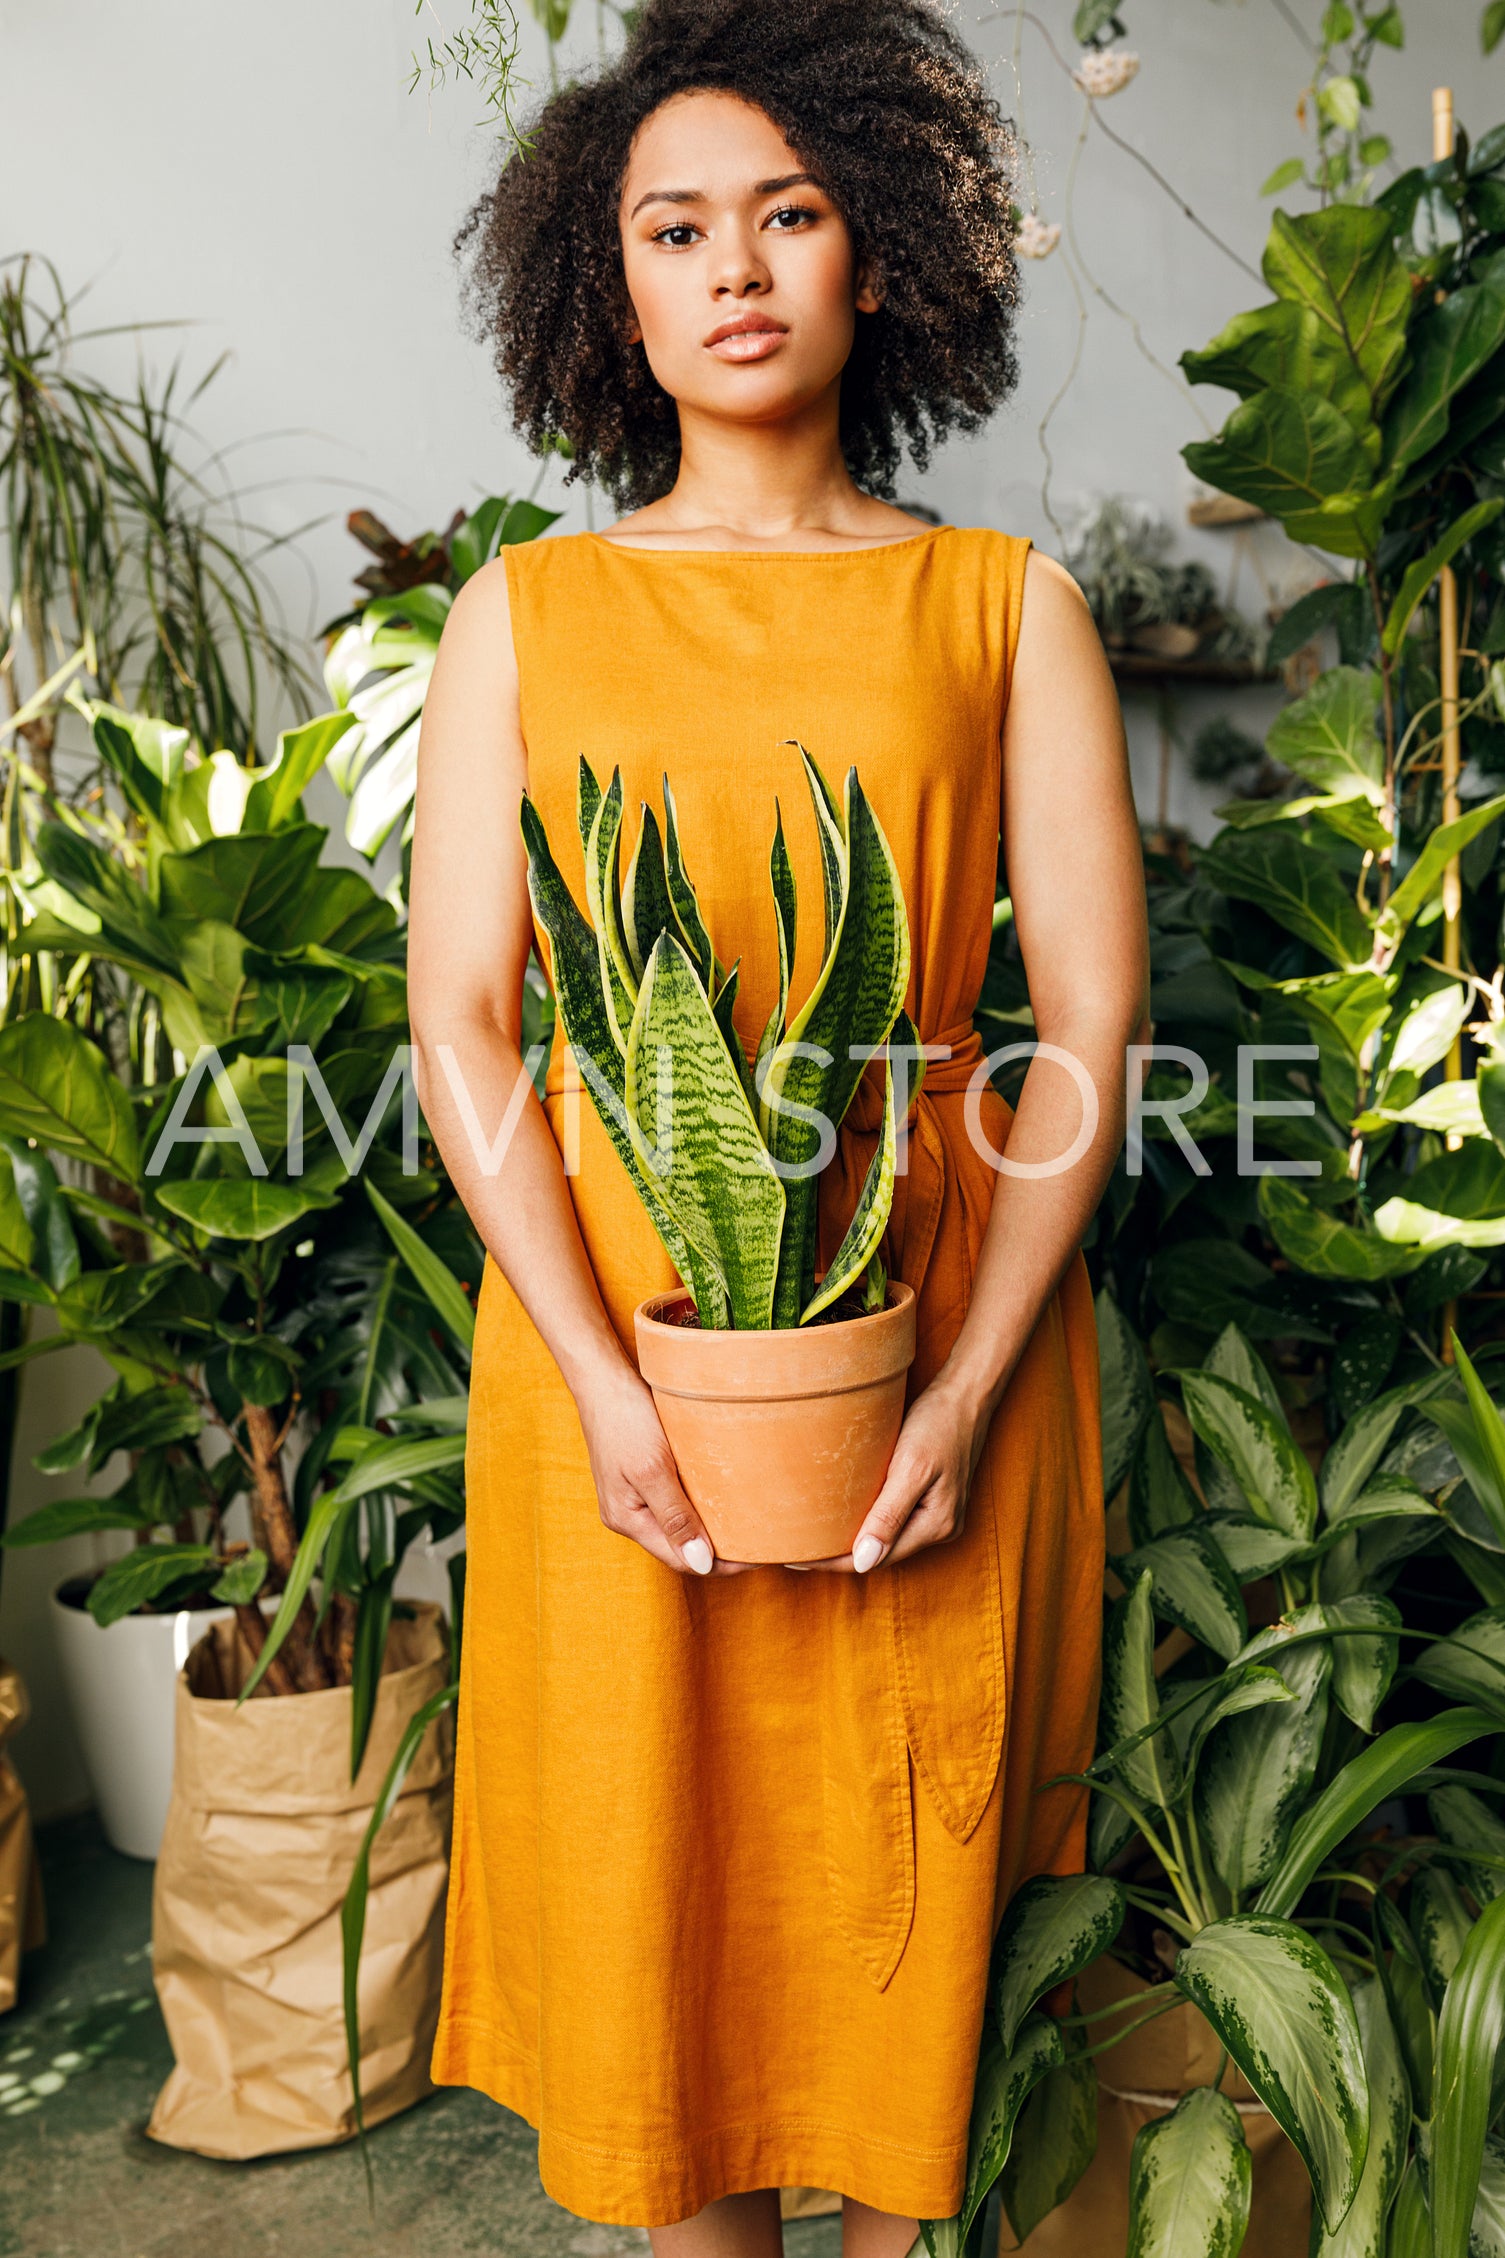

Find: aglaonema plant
<box><xmin>521</xmin><ymin>747</ymin><xmax>913</xmax><ymax>1329</ymax></box>
<box><xmin>916</xmin><ymin>1311</ymin><xmax>1505</xmax><ymax>2258</ymax></box>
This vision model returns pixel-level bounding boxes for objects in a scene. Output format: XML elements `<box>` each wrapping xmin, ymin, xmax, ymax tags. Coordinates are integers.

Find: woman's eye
<box><xmin>651</xmin><ymin>223</ymin><xmax>701</xmax><ymax>248</ymax></box>
<box><xmin>767</xmin><ymin>204</ymin><xmax>818</xmax><ymax>231</ymax></box>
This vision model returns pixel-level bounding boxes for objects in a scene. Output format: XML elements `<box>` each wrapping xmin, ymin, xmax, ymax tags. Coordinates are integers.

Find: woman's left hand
<box><xmin>790</xmin><ymin>1375</ymin><xmax>997</xmax><ymax>1575</ymax></box>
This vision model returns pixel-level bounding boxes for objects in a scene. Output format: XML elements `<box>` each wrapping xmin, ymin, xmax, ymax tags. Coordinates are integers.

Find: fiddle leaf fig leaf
<box><xmin>1265</xmin><ymin>666</ymin><xmax>1383</xmax><ymax>801</ymax></box>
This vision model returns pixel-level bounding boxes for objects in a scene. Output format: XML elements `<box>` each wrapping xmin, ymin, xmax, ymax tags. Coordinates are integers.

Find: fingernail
<box><xmin>853</xmin><ymin>1535</ymin><xmax>885</xmax><ymax>1574</ymax></box>
<box><xmin>682</xmin><ymin>1537</ymin><xmax>714</xmax><ymax>1576</ymax></box>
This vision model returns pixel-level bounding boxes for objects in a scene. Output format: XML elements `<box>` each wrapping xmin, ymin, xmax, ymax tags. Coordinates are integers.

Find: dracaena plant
<box><xmin>917</xmin><ymin>1312</ymin><xmax>1505</xmax><ymax>2258</ymax></box>
<box><xmin>0</xmin><ymin>703</ymin><xmax>479</xmax><ymax>1772</ymax></box>
<box><xmin>521</xmin><ymin>748</ymin><xmax>913</xmax><ymax>1330</ymax></box>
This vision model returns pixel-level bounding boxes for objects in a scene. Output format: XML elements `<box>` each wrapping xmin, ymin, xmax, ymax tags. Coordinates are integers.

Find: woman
<box><xmin>409</xmin><ymin>2</ymin><xmax>1148</xmax><ymax>2251</ymax></box>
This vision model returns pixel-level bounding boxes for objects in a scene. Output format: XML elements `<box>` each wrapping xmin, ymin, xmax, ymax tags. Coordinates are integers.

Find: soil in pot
<box><xmin>633</xmin><ymin>1282</ymin><xmax>917</xmax><ymax>1564</ymax></box>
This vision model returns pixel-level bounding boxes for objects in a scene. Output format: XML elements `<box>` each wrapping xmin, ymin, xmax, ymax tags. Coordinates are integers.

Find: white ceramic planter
<box><xmin>50</xmin><ymin>1578</ymin><xmax>232</xmax><ymax>1861</ymax></box>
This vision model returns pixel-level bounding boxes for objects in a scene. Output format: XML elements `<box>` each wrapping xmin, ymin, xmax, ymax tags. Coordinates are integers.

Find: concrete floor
<box><xmin>1</xmin><ymin>1817</ymin><xmax>847</xmax><ymax>2258</ymax></box>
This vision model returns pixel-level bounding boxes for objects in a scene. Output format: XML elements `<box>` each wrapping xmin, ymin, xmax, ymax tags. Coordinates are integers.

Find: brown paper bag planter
<box><xmin>148</xmin><ymin>1605</ymin><xmax>453</xmax><ymax>2158</ymax></box>
<box><xmin>999</xmin><ymin>1956</ymin><xmax>1311</xmax><ymax>2257</ymax></box>
<box><xmin>0</xmin><ymin>1659</ymin><xmax>45</xmax><ymax>2014</ymax></box>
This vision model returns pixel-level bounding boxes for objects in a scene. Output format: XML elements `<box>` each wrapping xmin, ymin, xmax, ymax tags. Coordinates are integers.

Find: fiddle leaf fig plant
<box><xmin>522</xmin><ymin>747</ymin><xmax>913</xmax><ymax>1329</ymax></box>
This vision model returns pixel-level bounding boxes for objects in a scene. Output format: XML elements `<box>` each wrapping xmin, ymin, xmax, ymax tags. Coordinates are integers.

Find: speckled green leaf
<box><xmin>1001</xmin><ymin>2032</ymin><xmax>1097</xmax><ymax>2245</ymax></box>
<box><xmin>1322</xmin><ymin>1384</ymin><xmax>1418</xmax><ymax>1518</ymax></box>
<box><xmin>1431</xmin><ymin>1895</ymin><xmax>1505</xmax><ymax>2258</ymax></box>
<box><xmin>990</xmin><ymin>1872</ymin><xmax>1126</xmax><ymax>2055</ymax></box>
<box><xmin>1311</xmin><ymin>1978</ymin><xmax>1409</xmax><ymax>2258</ymax></box>
<box><xmin>1174</xmin><ymin>1916</ymin><xmax>1368</xmax><ymax>2230</ymax></box>
<box><xmin>1197</xmin><ymin>1620</ymin><xmax>1330</xmax><ymax>1895</ymax></box>
<box><xmin>1413</xmin><ymin>1865</ymin><xmax>1473</xmax><ymax>1999</ymax></box>
<box><xmin>1181</xmin><ymin>1370</ymin><xmax>1319</xmax><ymax>1538</ymax></box>
<box><xmin>626</xmin><ymin>933</ymin><xmax>785</xmax><ymax>1331</ymax></box>
<box><xmin>1174</xmin><ymin>1665</ymin><xmax>1295</xmax><ymax>1803</ymax></box>
<box><xmin>1103</xmin><ymin>1570</ymin><xmax>1181</xmax><ymax>1811</ymax></box>
<box><xmin>1125</xmin><ymin>2084</ymin><xmax>1251</xmax><ymax>2258</ymax></box>
<box><xmin>1128</xmin><ymin>1409</ymin><xmax>1201</xmax><ymax>1546</ymax></box>
<box><xmin>1428</xmin><ymin>1785</ymin><xmax>1505</xmax><ymax>1906</ymax></box>
<box><xmin>1098</xmin><ymin>1289</ymin><xmax>1154</xmax><ymax>1502</ymax></box>
<box><xmin>1117</xmin><ymin>1524</ymin><xmax>1249</xmax><ymax>1661</ymax></box>
<box><xmin>1320</xmin><ymin>1594</ymin><xmax>1401</xmax><ymax>1733</ymax></box>
<box><xmin>755</xmin><ymin>803</ymin><xmax>797</xmax><ymax>1083</ymax></box>
<box><xmin>956</xmin><ymin>2014</ymin><xmax>1065</xmax><ymax>2242</ymax></box>
<box><xmin>1413</xmin><ymin>1607</ymin><xmax>1505</xmax><ymax>1722</ymax></box>
<box><xmin>581</xmin><ymin>766</ymin><xmax>637</xmax><ymax>1053</ymax></box>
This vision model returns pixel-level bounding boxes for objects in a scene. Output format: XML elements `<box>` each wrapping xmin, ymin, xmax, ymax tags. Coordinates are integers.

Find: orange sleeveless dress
<box><xmin>431</xmin><ymin>526</ymin><xmax>1105</xmax><ymax>2227</ymax></box>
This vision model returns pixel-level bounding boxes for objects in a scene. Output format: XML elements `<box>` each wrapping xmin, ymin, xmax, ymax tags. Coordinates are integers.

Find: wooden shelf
<box><xmin>1108</xmin><ymin>653</ymin><xmax>1279</xmax><ymax>687</ymax></box>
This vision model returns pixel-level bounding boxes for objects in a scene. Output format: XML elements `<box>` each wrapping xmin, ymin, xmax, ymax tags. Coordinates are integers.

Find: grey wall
<box><xmin>0</xmin><ymin>0</ymin><xmax>1494</xmax><ymax>1812</ymax></box>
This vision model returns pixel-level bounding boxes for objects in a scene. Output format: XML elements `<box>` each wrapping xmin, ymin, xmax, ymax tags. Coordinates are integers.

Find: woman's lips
<box><xmin>705</xmin><ymin>320</ymin><xmax>788</xmax><ymax>362</ymax></box>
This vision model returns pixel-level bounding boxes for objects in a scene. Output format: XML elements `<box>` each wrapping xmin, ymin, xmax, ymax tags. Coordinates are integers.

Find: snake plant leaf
<box><xmin>625</xmin><ymin>933</ymin><xmax>785</xmax><ymax>1331</ymax></box>
<box><xmin>1127</xmin><ymin>1406</ymin><xmax>1201</xmax><ymax>1545</ymax></box>
<box><xmin>1430</xmin><ymin>1895</ymin><xmax>1505</xmax><ymax>2258</ymax></box>
<box><xmin>798</xmin><ymin>742</ymin><xmax>846</xmax><ymax>961</ymax></box>
<box><xmin>1000</xmin><ymin>2031</ymin><xmax>1098</xmax><ymax>2245</ymax></box>
<box><xmin>1102</xmin><ymin>1570</ymin><xmax>1181</xmax><ymax>1811</ymax></box>
<box><xmin>1097</xmin><ymin>1289</ymin><xmax>1154</xmax><ymax>1502</ymax></box>
<box><xmin>955</xmin><ymin>2013</ymin><xmax>1066</xmax><ymax>2243</ymax></box>
<box><xmin>522</xmin><ymin>794</ymin><xmax>708</xmax><ymax>1309</ymax></box>
<box><xmin>1116</xmin><ymin>1525</ymin><xmax>1249</xmax><ymax>1661</ymax></box>
<box><xmin>660</xmin><ymin>776</ymin><xmax>718</xmax><ymax>991</ymax></box>
<box><xmin>1257</xmin><ymin>1708</ymin><xmax>1504</xmax><ymax>1919</ymax></box>
<box><xmin>1412</xmin><ymin>1607</ymin><xmax>1505</xmax><ymax>1720</ymax></box>
<box><xmin>1196</xmin><ymin>1621</ymin><xmax>1330</xmax><ymax>1895</ymax></box>
<box><xmin>582</xmin><ymin>767</ymin><xmax>637</xmax><ymax>1052</ymax></box>
<box><xmin>1175</xmin><ymin>1916</ymin><xmax>1369</xmax><ymax>2231</ymax></box>
<box><xmin>1180</xmin><ymin>1371</ymin><xmax>1319</xmax><ymax>1539</ymax></box>
<box><xmin>801</xmin><ymin>1053</ymin><xmax>901</xmax><ymax>1323</ymax></box>
<box><xmin>755</xmin><ymin>802</ymin><xmax>798</xmax><ymax>1085</ymax></box>
<box><xmin>1310</xmin><ymin>1977</ymin><xmax>1409</xmax><ymax>2258</ymax></box>
<box><xmin>1428</xmin><ymin>1784</ymin><xmax>1505</xmax><ymax>1904</ymax></box>
<box><xmin>765</xmin><ymin>760</ymin><xmax>909</xmax><ymax>1324</ymax></box>
<box><xmin>622</xmin><ymin>804</ymin><xmax>677</xmax><ymax>984</ymax></box>
<box><xmin>1125</xmin><ymin>2084</ymin><xmax>1252</xmax><ymax>2258</ymax></box>
<box><xmin>576</xmin><ymin>756</ymin><xmax>602</xmax><ymax>856</ymax></box>
<box><xmin>990</xmin><ymin>1872</ymin><xmax>1126</xmax><ymax>2055</ymax></box>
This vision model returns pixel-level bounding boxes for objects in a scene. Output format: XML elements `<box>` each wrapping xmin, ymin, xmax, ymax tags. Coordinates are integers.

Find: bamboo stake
<box><xmin>1436</xmin><ymin>88</ymin><xmax>1463</xmax><ymax>1354</ymax></box>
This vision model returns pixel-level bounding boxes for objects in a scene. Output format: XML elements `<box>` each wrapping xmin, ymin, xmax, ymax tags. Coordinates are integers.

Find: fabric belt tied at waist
<box><xmin>838</xmin><ymin>1021</ymin><xmax>993</xmax><ymax>1310</ymax></box>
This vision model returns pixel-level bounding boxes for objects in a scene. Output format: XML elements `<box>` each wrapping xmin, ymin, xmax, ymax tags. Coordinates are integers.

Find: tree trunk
<box><xmin>242</xmin><ymin>1402</ymin><xmax>330</xmax><ymax>1693</ymax></box>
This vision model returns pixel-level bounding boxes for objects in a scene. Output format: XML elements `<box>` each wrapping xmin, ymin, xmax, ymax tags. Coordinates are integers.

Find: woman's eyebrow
<box><xmin>628</xmin><ymin>171</ymin><xmax>821</xmax><ymax>220</ymax></box>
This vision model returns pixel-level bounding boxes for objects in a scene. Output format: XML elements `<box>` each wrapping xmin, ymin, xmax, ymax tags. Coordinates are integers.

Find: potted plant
<box><xmin>0</xmin><ymin>700</ymin><xmax>478</xmax><ymax>2150</ymax></box>
<box><xmin>521</xmin><ymin>748</ymin><xmax>918</xmax><ymax>1562</ymax></box>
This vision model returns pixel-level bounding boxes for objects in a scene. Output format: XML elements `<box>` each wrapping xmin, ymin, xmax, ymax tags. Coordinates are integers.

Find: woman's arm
<box><xmin>407</xmin><ymin>561</ymin><xmax>723</xmax><ymax>1576</ymax></box>
<box><xmin>838</xmin><ymin>549</ymin><xmax>1150</xmax><ymax>1574</ymax></box>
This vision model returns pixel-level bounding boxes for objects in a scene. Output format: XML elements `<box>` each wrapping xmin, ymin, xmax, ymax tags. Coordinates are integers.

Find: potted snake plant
<box><xmin>523</xmin><ymin>748</ymin><xmax>918</xmax><ymax>1562</ymax></box>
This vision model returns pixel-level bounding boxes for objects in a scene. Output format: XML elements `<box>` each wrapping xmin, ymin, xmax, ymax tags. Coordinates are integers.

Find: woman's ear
<box><xmin>855</xmin><ymin>263</ymin><xmax>884</xmax><ymax>316</ymax></box>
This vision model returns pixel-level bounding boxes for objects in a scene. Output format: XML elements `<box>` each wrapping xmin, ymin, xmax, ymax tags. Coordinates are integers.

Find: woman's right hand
<box><xmin>575</xmin><ymin>1361</ymin><xmax>741</xmax><ymax>1577</ymax></box>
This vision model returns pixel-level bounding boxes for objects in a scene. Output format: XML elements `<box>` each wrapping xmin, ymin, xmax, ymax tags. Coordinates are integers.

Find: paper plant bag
<box><xmin>0</xmin><ymin>1658</ymin><xmax>45</xmax><ymax>2014</ymax></box>
<box><xmin>999</xmin><ymin>1956</ymin><xmax>1310</xmax><ymax>2255</ymax></box>
<box><xmin>148</xmin><ymin>1604</ymin><xmax>453</xmax><ymax>2158</ymax></box>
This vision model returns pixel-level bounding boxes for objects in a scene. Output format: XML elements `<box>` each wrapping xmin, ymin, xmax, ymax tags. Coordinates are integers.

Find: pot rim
<box><xmin>633</xmin><ymin>1281</ymin><xmax>916</xmax><ymax>1403</ymax></box>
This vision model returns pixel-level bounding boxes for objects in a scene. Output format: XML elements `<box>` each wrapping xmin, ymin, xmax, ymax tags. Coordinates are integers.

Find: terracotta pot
<box><xmin>633</xmin><ymin>1283</ymin><xmax>917</xmax><ymax>1563</ymax></box>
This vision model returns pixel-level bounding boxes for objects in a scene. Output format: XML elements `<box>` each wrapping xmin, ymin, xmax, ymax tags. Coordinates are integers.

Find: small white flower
<box><xmin>1015</xmin><ymin>212</ymin><xmax>1061</xmax><ymax>260</ymax></box>
<box><xmin>1074</xmin><ymin>48</ymin><xmax>1141</xmax><ymax>98</ymax></box>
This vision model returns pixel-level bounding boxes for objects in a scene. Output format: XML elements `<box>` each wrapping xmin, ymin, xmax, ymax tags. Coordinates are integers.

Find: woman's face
<box><xmin>618</xmin><ymin>91</ymin><xmax>879</xmax><ymax>430</ymax></box>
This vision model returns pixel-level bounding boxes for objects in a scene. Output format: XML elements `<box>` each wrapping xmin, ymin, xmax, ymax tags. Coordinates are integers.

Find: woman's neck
<box><xmin>617</xmin><ymin>386</ymin><xmax>915</xmax><ymax>548</ymax></box>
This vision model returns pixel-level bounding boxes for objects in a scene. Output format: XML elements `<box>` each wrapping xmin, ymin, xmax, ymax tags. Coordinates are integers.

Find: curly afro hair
<box><xmin>456</xmin><ymin>0</ymin><xmax>1022</xmax><ymax>509</ymax></box>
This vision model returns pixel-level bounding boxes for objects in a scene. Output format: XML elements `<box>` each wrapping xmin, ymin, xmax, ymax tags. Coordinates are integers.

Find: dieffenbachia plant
<box><xmin>521</xmin><ymin>748</ymin><xmax>913</xmax><ymax>1329</ymax></box>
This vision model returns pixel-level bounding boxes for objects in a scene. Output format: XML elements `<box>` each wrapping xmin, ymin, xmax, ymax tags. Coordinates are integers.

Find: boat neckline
<box><xmin>581</xmin><ymin>523</ymin><xmax>955</xmax><ymax>561</ymax></box>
